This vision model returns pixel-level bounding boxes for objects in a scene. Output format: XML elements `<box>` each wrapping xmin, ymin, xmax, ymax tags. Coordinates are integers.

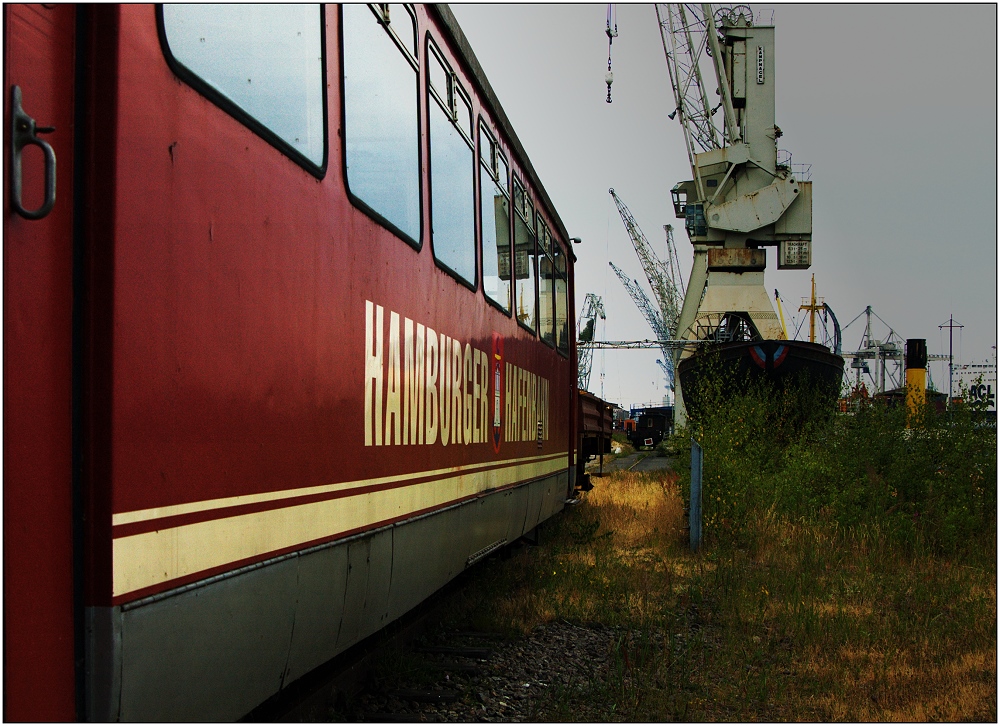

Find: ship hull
<box><xmin>678</xmin><ymin>339</ymin><xmax>845</xmax><ymax>414</ymax></box>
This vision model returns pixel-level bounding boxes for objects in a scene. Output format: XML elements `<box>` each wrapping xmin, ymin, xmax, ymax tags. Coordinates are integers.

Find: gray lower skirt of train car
<box><xmin>86</xmin><ymin>470</ymin><xmax>569</xmax><ymax>721</ymax></box>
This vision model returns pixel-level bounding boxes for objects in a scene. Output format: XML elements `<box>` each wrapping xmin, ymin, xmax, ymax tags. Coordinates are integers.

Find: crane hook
<box><xmin>605</xmin><ymin>4</ymin><xmax>617</xmax><ymax>103</ymax></box>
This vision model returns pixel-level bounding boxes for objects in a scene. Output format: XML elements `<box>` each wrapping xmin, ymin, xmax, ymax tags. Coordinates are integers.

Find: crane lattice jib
<box><xmin>667</xmin><ymin>226</ymin><xmax>684</xmax><ymax>294</ymax></box>
<box><xmin>609</xmin><ymin>261</ymin><xmax>676</xmax><ymax>387</ymax></box>
<box><xmin>609</xmin><ymin>262</ymin><xmax>669</xmax><ymax>341</ymax></box>
<box><xmin>656</xmin><ymin>3</ymin><xmax>722</xmax><ymax>160</ymax></box>
<box><xmin>657</xmin><ymin>3</ymin><xmax>748</xmax><ymax>200</ymax></box>
<box><xmin>609</xmin><ymin>189</ymin><xmax>684</xmax><ymax>337</ymax></box>
<box><xmin>576</xmin><ymin>293</ymin><xmax>606</xmax><ymax>390</ymax></box>
<box><xmin>663</xmin><ymin>223</ymin><xmax>686</xmax><ymax>326</ymax></box>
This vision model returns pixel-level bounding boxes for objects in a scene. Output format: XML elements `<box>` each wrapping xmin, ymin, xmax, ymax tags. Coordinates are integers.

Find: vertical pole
<box><xmin>809</xmin><ymin>274</ymin><xmax>816</xmax><ymax>343</ymax></box>
<box><xmin>690</xmin><ymin>439</ymin><xmax>703</xmax><ymax>553</ymax></box>
<box><xmin>949</xmin><ymin>316</ymin><xmax>953</xmax><ymax>407</ymax></box>
<box><xmin>880</xmin><ymin>348</ymin><xmax>886</xmax><ymax>394</ymax></box>
<box><xmin>939</xmin><ymin>315</ymin><xmax>964</xmax><ymax>409</ymax></box>
<box><xmin>905</xmin><ymin>339</ymin><xmax>927</xmax><ymax>427</ymax></box>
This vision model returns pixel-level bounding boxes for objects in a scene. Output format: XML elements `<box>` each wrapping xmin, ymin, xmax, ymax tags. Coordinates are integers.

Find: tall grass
<box><xmin>435</xmin><ymin>380</ymin><xmax>996</xmax><ymax>720</ymax></box>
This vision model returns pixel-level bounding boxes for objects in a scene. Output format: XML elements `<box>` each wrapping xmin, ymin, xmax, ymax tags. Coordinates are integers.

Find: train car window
<box><xmin>497</xmin><ymin>154</ymin><xmax>509</xmax><ymax>196</ymax></box>
<box><xmin>537</xmin><ymin>218</ymin><xmax>552</xmax><ymax>257</ymax></box>
<box><xmin>384</xmin><ymin>4</ymin><xmax>417</xmax><ymax>55</ymax></box>
<box><xmin>428</xmin><ymin>39</ymin><xmax>476</xmax><ymax>287</ymax></box>
<box><xmin>552</xmin><ymin>241</ymin><xmax>569</xmax><ymax>355</ymax></box>
<box><xmin>512</xmin><ymin>177</ymin><xmax>537</xmax><ymax>332</ymax></box>
<box><xmin>537</xmin><ymin>218</ymin><xmax>555</xmax><ymax>347</ymax></box>
<box><xmin>456</xmin><ymin>91</ymin><xmax>473</xmax><ymax>141</ymax></box>
<box><xmin>342</xmin><ymin>3</ymin><xmax>421</xmax><ymax>246</ymax></box>
<box><xmin>554</xmin><ymin>243</ymin><xmax>569</xmax><ymax>354</ymax></box>
<box><xmin>479</xmin><ymin>121</ymin><xmax>511</xmax><ymax>313</ymax></box>
<box><xmin>428</xmin><ymin>45</ymin><xmax>450</xmax><ymax>106</ymax></box>
<box><xmin>160</xmin><ymin>4</ymin><xmax>326</xmax><ymax>172</ymax></box>
<box><xmin>539</xmin><ymin>253</ymin><xmax>556</xmax><ymax>347</ymax></box>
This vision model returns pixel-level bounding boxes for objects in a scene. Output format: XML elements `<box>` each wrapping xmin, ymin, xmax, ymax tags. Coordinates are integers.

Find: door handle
<box><xmin>10</xmin><ymin>85</ymin><xmax>57</xmax><ymax>220</ymax></box>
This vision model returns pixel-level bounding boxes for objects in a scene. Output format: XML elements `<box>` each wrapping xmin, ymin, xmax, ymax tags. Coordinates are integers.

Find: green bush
<box><xmin>679</xmin><ymin>372</ymin><xmax>996</xmax><ymax>558</ymax></box>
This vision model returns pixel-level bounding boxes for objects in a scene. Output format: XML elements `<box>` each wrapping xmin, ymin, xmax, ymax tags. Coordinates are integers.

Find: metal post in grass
<box><xmin>690</xmin><ymin>439</ymin><xmax>703</xmax><ymax>552</ymax></box>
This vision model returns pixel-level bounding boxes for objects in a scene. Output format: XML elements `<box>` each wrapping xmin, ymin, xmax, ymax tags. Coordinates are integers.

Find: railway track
<box><xmin>242</xmin><ymin>572</ymin><xmax>472</xmax><ymax>722</ymax></box>
<box><xmin>243</xmin><ymin>538</ymin><xmax>535</xmax><ymax>722</ymax></box>
<box><xmin>244</xmin><ymin>527</ymin><xmax>631</xmax><ymax>722</ymax></box>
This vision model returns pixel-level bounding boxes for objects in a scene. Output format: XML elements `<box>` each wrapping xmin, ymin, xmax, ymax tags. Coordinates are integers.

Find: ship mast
<box><xmin>799</xmin><ymin>274</ymin><xmax>824</xmax><ymax>344</ymax></box>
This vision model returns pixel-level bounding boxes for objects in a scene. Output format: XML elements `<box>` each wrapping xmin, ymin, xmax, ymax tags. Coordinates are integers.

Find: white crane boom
<box><xmin>657</xmin><ymin>5</ymin><xmax>724</xmax><ymax>157</ymax></box>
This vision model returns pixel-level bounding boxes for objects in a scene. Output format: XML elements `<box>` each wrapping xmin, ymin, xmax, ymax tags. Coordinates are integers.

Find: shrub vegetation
<box><xmin>679</xmin><ymin>371</ymin><xmax>996</xmax><ymax>558</ymax></box>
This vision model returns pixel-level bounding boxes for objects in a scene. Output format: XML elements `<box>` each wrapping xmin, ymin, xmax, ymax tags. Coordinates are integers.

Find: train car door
<box><xmin>3</xmin><ymin>4</ymin><xmax>79</xmax><ymax>720</ymax></box>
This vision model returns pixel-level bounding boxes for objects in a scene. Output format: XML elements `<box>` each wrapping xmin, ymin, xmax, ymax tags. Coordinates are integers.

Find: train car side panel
<box><xmin>3</xmin><ymin>3</ymin><xmax>578</xmax><ymax>720</ymax></box>
<box><xmin>283</xmin><ymin>543</ymin><xmax>351</xmax><ymax>684</ymax></box>
<box><xmin>2</xmin><ymin>4</ymin><xmax>79</xmax><ymax>719</ymax></box>
<box><xmin>118</xmin><ymin>559</ymin><xmax>298</xmax><ymax>721</ymax></box>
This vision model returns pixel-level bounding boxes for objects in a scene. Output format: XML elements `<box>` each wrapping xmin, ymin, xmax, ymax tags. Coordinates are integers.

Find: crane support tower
<box><xmin>657</xmin><ymin>3</ymin><xmax>815</xmax><ymax>425</ymax></box>
<box><xmin>577</xmin><ymin>293</ymin><xmax>607</xmax><ymax>390</ymax></box>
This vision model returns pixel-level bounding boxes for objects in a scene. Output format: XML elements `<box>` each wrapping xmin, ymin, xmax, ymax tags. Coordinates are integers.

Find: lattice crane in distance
<box><xmin>609</xmin><ymin>261</ymin><xmax>673</xmax><ymax>386</ymax></box>
<box><xmin>577</xmin><ymin>292</ymin><xmax>606</xmax><ymax>391</ymax></box>
<box><xmin>608</xmin><ymin>188</ymin><xmax>686</xmax><ymax>392</ymax></box>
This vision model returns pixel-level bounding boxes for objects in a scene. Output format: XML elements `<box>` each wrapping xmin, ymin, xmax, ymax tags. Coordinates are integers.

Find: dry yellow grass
<box><xmin>585</xmin><ymin>470</ymin><xmax>685</xmax><ymax>547</ymax></box>
<box><xmin>447</xmin><ymin>469</ymin><xmax>997</xmax><ymax>721</ymax></box>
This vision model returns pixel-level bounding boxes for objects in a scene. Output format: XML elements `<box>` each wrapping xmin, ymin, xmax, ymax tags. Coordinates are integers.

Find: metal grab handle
<box><xmin>11</xmin><ymin>85</ymin><xmax>56</xmax><ymax>220</ymax></box>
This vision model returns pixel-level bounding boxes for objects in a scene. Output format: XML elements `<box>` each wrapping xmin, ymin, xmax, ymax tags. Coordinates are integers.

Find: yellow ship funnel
<box><xmin>905</xmin><ymin>339</ymin><xmax>927</xmax><ymax>426</ymax></box>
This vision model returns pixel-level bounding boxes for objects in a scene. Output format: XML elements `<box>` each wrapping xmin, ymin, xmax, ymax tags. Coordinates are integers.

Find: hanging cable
<box><xmin>605</xmin><ymin>4</ymin><xmax>617</xmax><ymax>103</ymax></box>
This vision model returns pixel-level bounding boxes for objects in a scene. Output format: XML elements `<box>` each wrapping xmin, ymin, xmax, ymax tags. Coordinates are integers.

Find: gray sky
<box><xmin>450</xmin><ymin>3</ymin><xmax>998</xmax><ymax>408</ymax></box>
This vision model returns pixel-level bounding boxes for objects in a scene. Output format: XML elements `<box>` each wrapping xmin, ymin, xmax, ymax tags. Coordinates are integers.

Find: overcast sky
<box><xmin>450</xmin><ymin>3</ymin><xmax>998</xmax><ymax>407</ymax></box>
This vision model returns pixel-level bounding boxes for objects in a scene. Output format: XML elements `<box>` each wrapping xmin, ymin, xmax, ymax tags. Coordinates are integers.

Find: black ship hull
<box><xmin>678</xmin><ymin>339</ymin><xmax>845</xmax><ymax>414</ymax></box>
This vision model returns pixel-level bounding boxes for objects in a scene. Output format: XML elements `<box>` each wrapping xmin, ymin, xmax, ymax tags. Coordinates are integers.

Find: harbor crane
<box><xmin>608</xmin><ymin>188</ymin><xmax>686</xmax><ymax>391</ymax></box>
<box><xmin>657</xmin><ymin>3</ymin><xmax>818</xmax><ymax>424</ymax></box>
<box><xmin>608</xmin><ymin>261</ymin><xmax>672</xmax><ymax>386</ymax></box>
<box><xmin>577</xmin><ymin>293</ymin><xmax>606</xmax><ymax>390</ymax></box>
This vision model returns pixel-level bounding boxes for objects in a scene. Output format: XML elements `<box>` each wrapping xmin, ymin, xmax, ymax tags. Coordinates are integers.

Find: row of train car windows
<box><xmin>160</xmin><ymin>4</ymin><xmax>568</xmax><ymax>354</ymax></box>
<box><xmin>342</xmin><ymin>4</ymin><xmax>569</xmax><ymax>353</ymax></box>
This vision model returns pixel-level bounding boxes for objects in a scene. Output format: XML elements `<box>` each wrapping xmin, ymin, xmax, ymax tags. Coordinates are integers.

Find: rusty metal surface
<box><xmin>578</xmin><ymin>390</ymin><xmax>614</xmax><ymax>437</ymax></box>
<box><xmin>707</xmin><ymin>247</ymin><xmax>766</xmax><ymax>271</ymax></box>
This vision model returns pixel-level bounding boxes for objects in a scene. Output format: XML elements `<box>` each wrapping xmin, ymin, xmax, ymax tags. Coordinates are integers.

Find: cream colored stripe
<box><xmin>112</xmin><ymin>455</ymin><xmax>566</xmax><ymax>597</ymax></box>
<box><xmin>112</xmin><ymin>451</ymin><xmax>566</xmax><ymax>526</ymax></box>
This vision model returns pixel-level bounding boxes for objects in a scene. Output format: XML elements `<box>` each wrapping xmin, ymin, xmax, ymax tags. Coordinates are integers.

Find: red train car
<box><xmin>4</xmin><ymin>4</ymin><xmax>579</xmax><ymax>719</ymax></box>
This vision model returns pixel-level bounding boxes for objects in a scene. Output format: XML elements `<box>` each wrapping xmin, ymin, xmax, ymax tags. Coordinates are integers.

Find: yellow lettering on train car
<box><xmin>363</xmin><ymin>300</ymin><xmax>550</xmax><ymax>447</ymax></box>
<box><xmin>364</xmin><ymin>301</ymin><xmax>384</xmax><ymax>446</ymax></box>
<box><xmin>424</xmin><ymin>326</ymin><xmax>438</xmax><ymax>445</ymax></box>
